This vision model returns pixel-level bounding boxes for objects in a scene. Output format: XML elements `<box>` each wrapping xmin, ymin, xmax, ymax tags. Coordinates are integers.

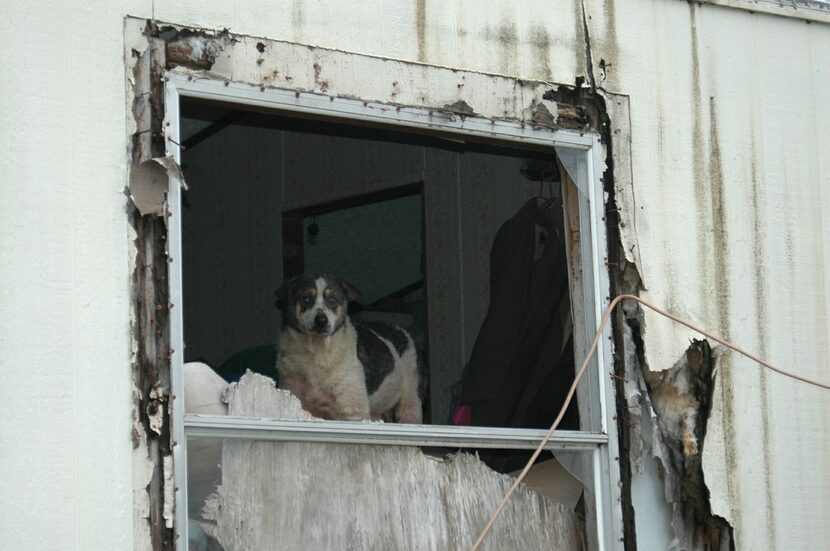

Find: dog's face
<box><xmin>276</xmin><ymin>274</ymin><xmax>360</xmax><ymax>336</ymax></box>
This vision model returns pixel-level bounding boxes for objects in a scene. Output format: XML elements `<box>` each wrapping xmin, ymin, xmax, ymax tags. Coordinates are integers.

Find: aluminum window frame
<box><xmin>164</xmin><ymin>73</ymin><xmax>623</xmax><ymax>551</ymax></box>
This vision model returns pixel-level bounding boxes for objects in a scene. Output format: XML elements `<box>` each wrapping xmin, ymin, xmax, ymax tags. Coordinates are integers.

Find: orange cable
<box><xmin>470</xmin><ymin>293</ymin><xmax>830</xmax><ymax>551</ymax></box>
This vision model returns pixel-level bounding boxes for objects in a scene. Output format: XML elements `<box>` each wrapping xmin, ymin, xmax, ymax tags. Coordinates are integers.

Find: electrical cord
<box><xmin>470</xmin><ymin>293</ymin><xmax>830</xmax><ymax>551</ymax></box>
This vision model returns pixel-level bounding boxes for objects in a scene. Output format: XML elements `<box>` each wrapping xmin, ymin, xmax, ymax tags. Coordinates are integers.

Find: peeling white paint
<box><xmin>128</xmin><ymin>179</ymin><xmax>154</xmax><ymax>551</ymax></box>
<box><xmin>163</xmin><ymin>455</ymin><xmax>175</xmax><ymax>529</ymax></box>
<box><xmin>132</xmin><ymin>388</ymin><xmax>155</xmax><ymax>551</ymax></box>
<box><xmin>174</xmin><ymin>38</ymin><xmax>559</xmax><ymax>124</ymax></box>
<box><xmin>125</xmin><ymin>18</ymin><xmax>150</xmax><ymax>142</ymax></box>
<box><xmin>146</xmin><ymin>384</ymin><xmax>165</xmax><ymax>435</ymax></box>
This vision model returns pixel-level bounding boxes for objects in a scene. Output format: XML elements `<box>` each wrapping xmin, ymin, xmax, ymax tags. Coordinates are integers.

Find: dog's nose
<box><xmin>313</xmin><ymin>311</ymin><xmax>329</xmax><ymax>330</ymax></box>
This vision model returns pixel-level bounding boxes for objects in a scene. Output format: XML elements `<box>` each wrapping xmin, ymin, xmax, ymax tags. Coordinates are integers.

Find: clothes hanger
<box><xmin>535</xmin><ymin>173</ymin><xmax>560</xmax><ymax>229</ymax></box>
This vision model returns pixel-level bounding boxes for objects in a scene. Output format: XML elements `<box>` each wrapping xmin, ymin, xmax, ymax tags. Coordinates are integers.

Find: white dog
<box><xmin>275</xmin><ymin>274</ymin><xmax>422</xmax><ymax>423</ymax></box>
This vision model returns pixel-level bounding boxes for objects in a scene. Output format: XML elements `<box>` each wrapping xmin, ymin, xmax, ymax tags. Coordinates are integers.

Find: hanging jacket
<box><xmin>459</xmin><ymin>197</ymin><xmax>578</xmax><ymax>430</ymax></box>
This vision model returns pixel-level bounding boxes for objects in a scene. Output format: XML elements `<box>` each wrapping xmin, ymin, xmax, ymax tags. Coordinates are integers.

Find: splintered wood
<box><xmin>201</xmin><ymin>372</ymin><xmax>582</xmax><ymax>550</ymax></box>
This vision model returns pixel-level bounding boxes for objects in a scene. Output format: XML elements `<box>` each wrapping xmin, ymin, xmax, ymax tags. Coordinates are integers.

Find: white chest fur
<box><xmin>276</xmin><ymin>322</ymin><xmax>370</xmax><ymax>420</ymax></box>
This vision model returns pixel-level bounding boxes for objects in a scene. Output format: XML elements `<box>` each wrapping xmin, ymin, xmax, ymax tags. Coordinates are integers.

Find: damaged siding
<box><xmin>126</xmin><ymin>20</ymin><xmax>187</xmax><ymax>551</ymax></box>
<box><xmin>583</xmin><ymin>4</ymin><xmax>830</xmax><ymax>549</ymax></box>
<box><xmin>2</xmin><ymin>1</ymin><xmax>828</xmax><ymax>550</ymax></box>
<box><xmin>131</xmin><ymin>6</ymin><xmax>830</xmax><ymax>550</ymax></box>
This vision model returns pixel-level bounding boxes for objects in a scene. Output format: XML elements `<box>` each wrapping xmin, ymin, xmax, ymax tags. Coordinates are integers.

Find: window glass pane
<box><xmin>179</xmin><ymin>97</ymin><xmax>586</xmax><ymax>431</ymax></box>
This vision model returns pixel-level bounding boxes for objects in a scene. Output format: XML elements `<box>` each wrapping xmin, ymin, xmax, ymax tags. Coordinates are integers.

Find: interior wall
<box><xmin>301</xmin><ymin>194</ymin><xmax>423</xmax><ymax>305</ymax></box>
<box><xmin>181</xmin><ymin>124</ymin><xmax>284</xmax><ymax>367</ymax></box>
<box><xmin>182</xmin><ymin>122</ymin><xmax>537</xmax><ymax>421</ymax></box>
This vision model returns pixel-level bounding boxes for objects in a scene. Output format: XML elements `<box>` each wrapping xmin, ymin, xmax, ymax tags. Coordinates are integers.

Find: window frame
<box><xmin>164</xmin><ymin>73</ymin><xmax>623</xmax><ymax>551</ymax></box>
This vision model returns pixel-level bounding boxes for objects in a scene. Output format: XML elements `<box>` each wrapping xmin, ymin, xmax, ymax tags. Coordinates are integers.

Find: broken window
<box><xmin>165</xmin><ymin>76</ymin><xmax>622</xmax><ymax>550</ymax></box>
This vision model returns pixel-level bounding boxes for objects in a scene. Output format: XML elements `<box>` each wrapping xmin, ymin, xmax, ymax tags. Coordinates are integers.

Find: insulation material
<box><xmin>623</xmin><ymin>325</ymin><xmax>733</xmax><ymax>549</ymax></box>
<box><xmin>201</xmin><ymin>372</ymin><xmax>583</xmax><ymax>550</ymax></box>
<box><xmin>644</xmin><ymin>342</ymin><xmax>732</xmax><ymax>549</ymax></box>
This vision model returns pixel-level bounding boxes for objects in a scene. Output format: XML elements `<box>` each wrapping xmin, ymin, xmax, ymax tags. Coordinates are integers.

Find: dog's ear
<box><xmin>341</xmin><ymin>281</ymin><xmax>361</xmax><ymax>302</ymax></box>
<box><xmin>275</xmin><ymin>276</ymin><xmax>299</xmax><ymax>311</ymax></box>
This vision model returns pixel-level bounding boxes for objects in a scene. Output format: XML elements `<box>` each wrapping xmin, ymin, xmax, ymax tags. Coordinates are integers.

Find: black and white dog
<box><xmin>275</xmin><ymin>273</ymin><xmax>422</xmax><ymax>423</ymax></box>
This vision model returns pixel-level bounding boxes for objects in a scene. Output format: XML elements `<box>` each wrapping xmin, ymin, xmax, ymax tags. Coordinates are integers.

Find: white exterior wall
<box><xmin>1</xmin><ymin>1</ymin><xmax>828</xmax><ymax>550</ymax></box>
<box><xmin>0</xmin><ymin>1</ymin><xmax>151</xmax><ymax>549</ymax></box>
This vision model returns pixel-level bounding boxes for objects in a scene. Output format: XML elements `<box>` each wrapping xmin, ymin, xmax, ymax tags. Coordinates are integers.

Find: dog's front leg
<box><xmin>333</xmin><ymin>394</ymin><xmax>371</xmax><ymax>421</ymax></box>
<box><xmin>331</xmin><ymin>370</ymin><xmax>371</xmax><ymax>421</ymax></box>
<box><xmin>280</xmin><ymin>374</ymin><xmax>308</xmax><ymax>402</ymax></box>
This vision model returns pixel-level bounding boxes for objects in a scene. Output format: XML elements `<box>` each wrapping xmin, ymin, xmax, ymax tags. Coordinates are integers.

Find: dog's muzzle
<box><xmin>312</xmin><ymin>311</ymin><xmax>330</xmax><ymax>334</ymax></box>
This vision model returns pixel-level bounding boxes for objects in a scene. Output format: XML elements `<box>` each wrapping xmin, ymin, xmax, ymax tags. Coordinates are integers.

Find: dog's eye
<box><xmin>301</xmin><ymin>295</ymin><xmax>313</xmax><ymax>307</ymax></box>
<box><xmin>327</xmin><ymin>297</ymin><xmax>338</xmax><ymax>308</ymax></box>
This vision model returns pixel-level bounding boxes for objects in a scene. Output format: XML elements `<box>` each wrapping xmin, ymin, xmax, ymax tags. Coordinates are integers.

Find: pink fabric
<box><xmin>451</xmin><ymin>404</ymin><xmax>472</xmax><ymax>426</ymax></box>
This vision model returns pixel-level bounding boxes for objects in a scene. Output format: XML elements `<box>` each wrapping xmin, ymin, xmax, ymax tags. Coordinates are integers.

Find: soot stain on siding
<box><xmin>293</xmin><ymin>0</ymin><xmax>306</xmax><ymax>43</ymax></box>
<box><xmin>707</xmin><ymin>98</ymin><xmax>730</xmax><ymax>364</ymax></box>
<box><xmin>529</xmin><ymin>25</ymin><xmax>552</xmax><ymax>79</ymax></box>
<box><xmin>688</xmin><ymin>2</ymin><xmax>714</xmax><ymax>324</ymax></box>
<box><xmin>600</xmin><ymin>0</ymin><xmax>620</xmax><ymax>82</ymax></box>
<box><xmin>707</xmin><ymin>96</ymin><xmax>741</xmax><ymax>536</ymax></box>
<box><xmin>481</xmin><ymin>20</ymin><xmax>519</xmax><ymax>76</ymax></box>
<box><xmin>416</xmin><ymin>0</ymin><xmax>426</xmax><ymax>62</ymax></box>
<box><xmin>749</xmin><ymin>127</ymin><xmax>776</xmax><ymax>545</ymax></box>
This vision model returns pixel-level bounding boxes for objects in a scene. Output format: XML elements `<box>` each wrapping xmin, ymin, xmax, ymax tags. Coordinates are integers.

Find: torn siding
<box><xmin>126</xmin><ymin>17</ymin><xmax>176</xmax><ymax>551</ymax></box>
<box><xmin>126</xmin><ymin>19</ymin><xmax>605</xmax><ymax>549</ymax></box>
<box><xmin>118</xmin><ymin>6</ymin><xmax>830</xmax><ymax>549</ymax></box>
<box><xmin>618</xmin><ymin>288</ymin><xmax>734</xmax><ymax>550</ymax></box>
<box><xmin>643</xmin><ymin>341</ymin><xmax>733</xmax><ymax>549</ymax></box>
<box><xmin>582</xmin><ymin>2</ymin><xmax>830</xmax><ymax>549</ymax></box>
<box><xmin>200</xmin><ymin>373</ymin><xmax>583</xmax><ymax>551</ymax></box>
<box><xmin>126</xmin><ymin>21</ymin><xmax>157</xmax><ymax>551</ymax></box>
<box><xmin>128</xmin><ymin>157</ymin><xmax>187</xmax><ymax>217</ymax></box>
<box><xmin>129</xmin><ymin>11</ymin><xmax>830</xmax><ymax>550</ymax></box>
<box><xmin>3</xmin><ymin>0</ymin><xmax>827</xmax><ymax>549</ymax></box>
